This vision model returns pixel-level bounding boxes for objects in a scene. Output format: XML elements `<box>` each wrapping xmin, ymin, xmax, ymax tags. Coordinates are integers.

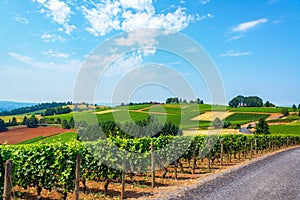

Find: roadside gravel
<box><xmin>153</xmin><ymin>147</ymin><xmax>300</xmax><ymax>200</ymax></box>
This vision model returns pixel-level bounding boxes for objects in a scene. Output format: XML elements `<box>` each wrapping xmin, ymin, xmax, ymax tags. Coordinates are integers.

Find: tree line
<box><xmin>0</xmin><ymin>102</ymin><xmax>72</xmax><ymax>116</ymax></box>
<box><xmin>41</xmin><ymin>106</ymin><xmax>71</xmax><ymax>116</ymax></box>
<box><xmin>229</xmin><ymin>95</ymin><xmax>274</xmax><ymax>107</ymax></box>
<box><xmin>166</xmin><ymin>97</ymin><xmax>204</xmax><ymax>104</ymax></box>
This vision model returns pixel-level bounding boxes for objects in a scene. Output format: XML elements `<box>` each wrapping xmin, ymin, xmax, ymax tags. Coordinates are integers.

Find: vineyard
<box><xmin>1</xmin><ymin>134</ymin><xmax>299</xmax><ymax>199</ymax></box>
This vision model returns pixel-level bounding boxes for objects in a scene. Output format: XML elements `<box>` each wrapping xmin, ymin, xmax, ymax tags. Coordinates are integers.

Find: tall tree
<box><xmin>61</xmin><ymin>120</ymin><xmax>70</xmax><ymax>129</ymax></box>
<box><xmin>69</xmin><ymin>117</ymin><xmax>75</xmax><ymax>129</ymax></box>
<box><xmin>282</xmin><ymin>108</ymin><xmax>289</xmax><ymax>116</ymax></box>
<box><xmin>292</xmin><ymin>104</ymin><xmax>297</xmax><ymax>111</ymax></box>
<box><xmin>22</xmin><ymin>116</ymin><xmax>28</xmax><ymax>125</ymax></box>
<box><xmin>11</xmin><ymin>117</ymin><xmax>18</xmax><ymax>126</ymax></box>
<box><xmin>0</xmin><ymin>118</ymin><xmax>7</xmax><ymax>131</ymax></box>
<box><xmin>26</xmin><ymin>115</ymin><xmax>38</xmax><ymax>128</ymax></box>
<box><xmin>255</xmin><ymin>118</ymin><xmax>270</xmax><ymax>135</ymax></box>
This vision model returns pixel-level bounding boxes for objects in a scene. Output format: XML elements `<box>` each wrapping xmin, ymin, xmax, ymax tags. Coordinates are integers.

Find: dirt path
<box><xmin>169</xmin><ymin>147</ymin><xmax>300</xmax><ymax>200</ymax></box>
<box><xmin>0</xmin><ymin>126</ymin><xmax>74</xmax><ymax>144</ymax></box>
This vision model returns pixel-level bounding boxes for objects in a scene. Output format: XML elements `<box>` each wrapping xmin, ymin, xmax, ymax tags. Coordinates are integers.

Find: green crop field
<box><xmin>34</xmin><ymin>132</ymin><xmax>78</xmax><ymax>143</ymax></box>
<box><xmin>225</xmin><ymin>113</ymin><xmax>270</xmax><ymax>125</ymax></box>
<box><xmin>17</xmin><ymin>136</ymin><xmax>46</xmax><ymax>144</ymax></box>
<box><xmin>270</xmin><ymin>125</ymin><xmax>300</xmax><ymax>136</ymax></box>
<box><xmin>229</xmin><ymin>107</ymin><xmax>293</xmax><ymax>113</ymax></box>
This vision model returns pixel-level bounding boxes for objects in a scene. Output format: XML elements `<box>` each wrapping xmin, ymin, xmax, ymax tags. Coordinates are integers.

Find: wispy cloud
<box><xmin>41</xmin><ymin>32</ymin><xmax>65</xmax><ymax>42</ymax></box>
<box><xmin>43</xmin><ymin>49</ymin><xmax>70</xmax><ymax>58</ymax></box>
<box><xmin>218</xmin><ymin>50</ymin><xmax>252</xmax><ymax>57</ymax></box>
<box><xmin>9</xmin><ymin>52</ymin><xmax>80</xmax><ymax>72</ymax></box>
<box><xmin>200</xmin><ymin>0</ymin><xmax>211</xmax><ymax>5</ymax></box>
<box><xmin>14</xmin><ymin>15</ymin><xmax>29</xmax><ymax>24</ymax></box>
<box><xmin>225</xmin><ymin>35</ymin><xmax>243</xmax><ymax>42</ymax></box>
<box><xmin>232</xmin><ymin>18</ymin><xmax>268</xmax><ymax>32</ymax></box>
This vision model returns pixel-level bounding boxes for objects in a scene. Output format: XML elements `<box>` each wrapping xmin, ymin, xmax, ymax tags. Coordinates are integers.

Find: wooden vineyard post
<box><xmin>229</xmin><ymin>138</ymin><xmax>233</xmax><ymax>163</ymax></box>
<box><xmin>220</xmin><ymin>139</ymin><xmax>224</xmax><ymax>166</ymax></box>
<box><xmin>286</xmin><ymin>138</ymin><xmax>289</xmax><ymax>148</ymax></box>
<box><xmin>174</xmin><ymin>142</ymin><xmax>178</xmax><ymax>180</ymax></box>
<box><xmin>268</xmin><ymin>140</ymin><xmax>271</xmax><ymax>152</ymax></box>
<box><xmin>121</xmin><ymin>154</ymin><xmax>126</xmax><ymax>200</ymax></box>
<box><xmin>244</xmin><ymin>138</ymin><xmax>247</xmax><ymax>159</ymax></box>
<box><xmin>192</xmin><ymin>142</ymin><xmax>196</xmax><ymax>174</ymax></box>
<box><xmin>272</xmin><ymin>139</ymin><xmax>275</xmax><ymax>152</ymax></box>
<box><xmin>250</xmin><ymin>139</ymin><xmax>253</xmax><ymax>160</ymax></box>
<box><xmin>238</xmin><ymin>138</ymin><xmax>241</xmax><ymax>161</ymax></box>
<box><xmin>207</xmin><ymin>139</ymin><xmax>211</xmax><ymax>170</ymax></box>
<box><xmin>151</xmin><ymin>141</ymin><xmax>155</xmax><ymax>188</ymax></box>
<box><xmin>3</xmin><ymin>160</ymin><xmax>12</xmax><ymax>200</ymax></box>
<box><xmin>75</xmin><ymin>154</ymin><xmax>81</xmax><ymax>200</ymax></box>
<box><xmin>255</xmin><ymin>139</ymin><xmax>258</xmax><ymax>156</ymax></box>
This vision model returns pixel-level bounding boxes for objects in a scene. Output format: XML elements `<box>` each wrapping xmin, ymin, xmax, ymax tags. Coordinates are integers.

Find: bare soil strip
<box><xmin>0</xmin><ymin>127</ymin><xmax>75</xmax><ymax>144</ymax></box>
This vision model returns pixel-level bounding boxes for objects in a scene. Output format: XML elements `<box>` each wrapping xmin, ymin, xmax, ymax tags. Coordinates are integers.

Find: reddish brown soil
<box><xmin>0</xmin><ymin>126</ymin><xmax>74</xmax><ymax>144</ymax></box>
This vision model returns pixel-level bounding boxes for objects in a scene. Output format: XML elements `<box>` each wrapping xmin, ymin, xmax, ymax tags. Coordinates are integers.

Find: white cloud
<box><xmin>218</xmin><ymin>50</ymin><xmax>252</xmax><ymax>57</ymax></box>
<box><xmin>82</xmin><ymin>1</ymin><xmax>200</xmax><ymax>37</ymax></box>
<box><xmin>232</xmin><ymin>18</ymin><xmax>268</xmax><ymax>32</ymax></box>
<box><xmin>225</xmin><ymin>35</ymin><xmax>243</xmax><ymax>42</ymax></box>
<box><xmin>200</xmin><ymin>0</ymin><xmax>210</xmax><ymax>5</ymax></box>
<box><xmin>14</xmin><ymin>15</ymin><xmax>29</xmax><ymax>24</ymax></box>
<box><xmin>43</xmin><ymin>49</ymin><xmax>70</xmax><ymax>58</ymax></box>
<box><xmin>35</xmin><ymin>0</ymin><xmax>76</xmax><ymax>34</ymax></box>
<box><xmin>8</xmin><ymin>52</ymin><xmax>34</xmax><ymax>63</ymax></box>
<box><xmin>41</xmin><ymin>32</ymin><xmax>65</xmax><ymax>42</ymax></box>
<box><xmin>9</xmin><ymin>52</ymin><xmax>80</xmax><ymax>72</ymax></box>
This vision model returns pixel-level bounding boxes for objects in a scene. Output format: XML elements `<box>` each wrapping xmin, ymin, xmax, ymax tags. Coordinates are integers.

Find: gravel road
<box><xmin>161</xmin><ymin>147</ymin><xmax>300</xmax><ymax>200</ymax></box>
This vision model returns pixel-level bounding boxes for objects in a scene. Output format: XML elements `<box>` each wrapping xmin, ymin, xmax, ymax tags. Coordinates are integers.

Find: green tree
<box><xmin>69</xmin><ymin>117</ymin><xmax>75</xmax><ymax>129</ymax></box>
<box><xmin>61</xmin><ymin>120</ymin><xmax>70</xmax><ymax>129</ymax></box>
<box><xmin>282</xmin><ymin>108</ymin><xmax>289</xmax><ymax>116</ymax></box>
<box><xmin>255</xmin><ymin>118</ymin><xmax>270</xmax><ymax>135</ymax></box>
<box><xmin>22</xmin><ymin>116</ymin><xmax>28</xmax><ymax>125</ymax></box>
<box><xmin>11</xmin><ymin>117</ymin><xmax>18</xmax><ymax>126</ymax></box>
<box><xmin>56</xmin><ymin>117</ymin><xmax>61</xmax><ymax>124</ymax></box>
<box><xmin>0</xmin><ymin>118</ymin><xmax>7</xmax><ymax>132</ymax></box>
<box><xmin>298</xmin><ymin>111</ymin><xmax>300</xmax><ymax>117</ymax></box>
<box><xmin>213</xmin><ymin>117</ymin><xmax>223</xmax><ymax>128</ymax></box>
<box><xmin>292</xmin><ymin>104</ymin><xmax>297</xmax><ymax>111</ymax></box>
<box><xmin>298</xmin><ymin>104</ymin><xmax>300</xmax><ymax>109</ymax></box>
<box><xmin>26</xmin><ymin>115</ymin><xmax>38</xmax><ymax>128</ymax></box>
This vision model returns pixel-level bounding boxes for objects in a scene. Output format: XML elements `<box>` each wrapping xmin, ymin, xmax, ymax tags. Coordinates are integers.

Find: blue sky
<box><xmin>1</xmin><ymin>0</ymin><xmax>300</xmax><ymax>106</ymax></box>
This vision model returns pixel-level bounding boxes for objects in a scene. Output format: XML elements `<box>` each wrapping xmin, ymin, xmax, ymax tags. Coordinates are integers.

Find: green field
<box><xmin>270</xmin><ymin>124</ymin><xmax>300</xmax><ymax>136</ymax></box>
<box><xmin>35</xmin><ymin>132</ymin><xmax>77</xmax><ymax>143</ymax></box>
<box><xmin>17</xmin><ymin>136</ymin><xmax>46</xmax><ymax>144</ymax></box>
<box><xmin>229</xmin><ymin>107</ymin><xmax>295</xmax><ymax>113</ymax></box>
<box><xmin>225</xmin><ymin>113</ymin><xmax>270</xmax><ymax>125</ymax></box>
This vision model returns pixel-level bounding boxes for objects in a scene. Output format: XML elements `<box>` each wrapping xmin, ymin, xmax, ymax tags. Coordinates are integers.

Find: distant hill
<box><xmin>0</xmin><ymin>101</ymin><xmax>37</xmax><ymax>112</ymax></box>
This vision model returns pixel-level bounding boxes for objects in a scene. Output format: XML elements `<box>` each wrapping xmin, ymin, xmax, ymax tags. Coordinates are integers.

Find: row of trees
<box><xmin>41</xmin><ymin>106</ymin><xmax>71</xmax><ymax>116</ymax></box>
<box><xmin>229</xmin><ymin>95</ymin><xmax>265</xmax><ymax>107</ymax></box>
<box><xmin>166</xmin><ymin>97</ymin><xmax>204</xmax><ymax>104</ymax></box>
<box><xmin>0</xmin><ymin>102</ymin><xmax>72</xmax><ymax>116</ymax></box>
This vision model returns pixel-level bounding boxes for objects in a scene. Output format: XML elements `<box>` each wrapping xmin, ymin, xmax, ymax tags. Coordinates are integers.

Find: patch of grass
<box><xmin>44</xmin><ymin>112</ymin><xmax>73</xmax><ymax>121</ymax></box>
<box><xmin>225</xmin><ymin>113</ymin><xmax>270</xmax><ymax>125</ymax></box>
<box><xmin>270</xmin><ymin>125</ymin><xmax>300</xmax><ymax>136</ymax></box>
<box><xmin>17</xmin><ymin>136</ymin><xmax>46</xmax><ymax>144</ymax></box>
<box><xmin>34</xmin><ymin>132</ymin><xmax>78</xmax><ymax>143</ymax></box>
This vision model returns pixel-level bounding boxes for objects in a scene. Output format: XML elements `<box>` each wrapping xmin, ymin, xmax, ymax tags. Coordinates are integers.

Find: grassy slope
<box><xmin>225</xmin><ymin>113</ymin><xmax>270</xmax><ymax>125</ymax></box>
<box><xmin>229</xmin><ymin>107</ymin><xmax>294</xmax><ymax>113</ymax></box>
<box><xmin>270</xmin><ymin>124</ymin><xmax>300</xmax><ymax>136</ymax></box>
<box><xmin>34</xmin><ymin>132</ymin><xmax>78</xmax><ymax>143</ymax></box>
